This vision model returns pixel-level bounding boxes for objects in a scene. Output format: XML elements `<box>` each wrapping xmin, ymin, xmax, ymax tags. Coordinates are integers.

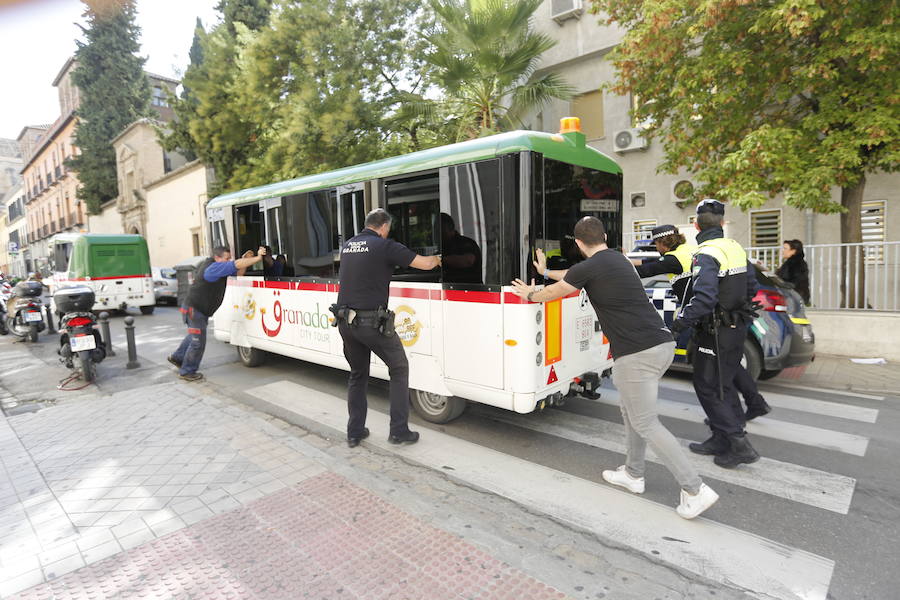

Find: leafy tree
<box><xmin>164</xmin><ymin>0</ymin><xmax>440</xmax><ymax>193</ymax></box>
<box><xmin>161</xmin><ymin>17</ymin><xmax>205</xmax><ymax>162</ymax></box>
<box><xmin>425</xmin><ymin>0</ymin><xmax>575</xmax><ymax>140</ymax></box>
<box><xmin>68</xmin><ymin>0</ymin><xmax>151</xmax><ymax>214</ymax></box>
<box><xmin>592</xmin><ymin>0</ymin><xmax>899</xmax><ymax>306</ymax></box>
<box><xmin>216</xmin><ymin>0</ymin><xmax>273</xmax><ymax>34</ymax></box>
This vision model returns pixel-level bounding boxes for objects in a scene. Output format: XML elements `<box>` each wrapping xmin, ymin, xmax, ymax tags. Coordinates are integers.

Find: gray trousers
<box><xmin>612</xmin><ymin>341</ymin><xmax>702</xmax><ymax>494</ymax></box>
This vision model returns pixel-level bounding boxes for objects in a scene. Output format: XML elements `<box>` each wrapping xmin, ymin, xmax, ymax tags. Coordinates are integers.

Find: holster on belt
<box><xmin>328</xmin><ymin>304</ymin><xmax>356</xmax><ymax>327</ymax></box>
<box><xmin>376</xmin><ymin>306</ymin><xmax>395</xmax><ymax>338</ymax></box>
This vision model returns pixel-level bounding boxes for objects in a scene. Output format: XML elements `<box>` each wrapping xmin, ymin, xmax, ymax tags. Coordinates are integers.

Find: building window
<box><xmin>862</xmin><ymin>199</ymin><xmax>886</xmax><ymax>263</ymax></box>
<box><xmin>570</xmin><ymin>90</ymin><xmax>604</xmax><ymax>140</ymax></box>
<box><xmin>750</xmin><ymin>209</ymin><xmax>781</xmax><ymax>247</ymax></box>
<box><xmin>632</xmin><ymin>219</ymin><xmax>657</xmax><ymax>239</ymax></box>
<box><xmin>152</xmin><ymin>86</ymin><xmax>168</xmax><ymax>107</ymax></box>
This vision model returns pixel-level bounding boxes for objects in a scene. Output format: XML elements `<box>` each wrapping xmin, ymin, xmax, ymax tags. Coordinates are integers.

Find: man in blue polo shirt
<box><xmin>169</xmin><ymin>245</ymin><xmax>265</xmax><ymax>381</ymax></box>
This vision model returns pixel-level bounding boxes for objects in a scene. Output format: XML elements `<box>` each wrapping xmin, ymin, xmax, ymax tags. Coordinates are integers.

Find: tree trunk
<box><xmin>840</xmin><ymin>176</ymin><xmax>866</xmax><ymax>309</ymax></box>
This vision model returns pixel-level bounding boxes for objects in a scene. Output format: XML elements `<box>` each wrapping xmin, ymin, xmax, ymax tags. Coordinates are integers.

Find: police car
<box><xmin>630</xmin><ymin>242</ymin><xmax>815</xmax><ymax>380</ymax></box>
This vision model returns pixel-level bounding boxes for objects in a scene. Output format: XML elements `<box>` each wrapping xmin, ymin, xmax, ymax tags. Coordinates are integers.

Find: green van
<box><xmin>49</xmin><ymin>233</ymin><xmax>156</xmax><ymax>314</ymax></box>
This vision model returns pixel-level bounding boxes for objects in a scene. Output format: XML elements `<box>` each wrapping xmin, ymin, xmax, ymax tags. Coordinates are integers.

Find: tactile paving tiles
<box><xmin>10</xmin><ymin>471</ymin><xmax>569</xmax><ymax>600</ymax></box>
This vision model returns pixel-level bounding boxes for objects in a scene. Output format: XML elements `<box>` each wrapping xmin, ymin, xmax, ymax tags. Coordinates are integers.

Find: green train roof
<box><xmin>207</xmin><ymin>129</ymin><xmax>622</xmax><ymax>209</ymax></box>
<box><xmin>49</xmin><ymin>233</ymin><xmax>147</xmax><ymax>245</ymax></box>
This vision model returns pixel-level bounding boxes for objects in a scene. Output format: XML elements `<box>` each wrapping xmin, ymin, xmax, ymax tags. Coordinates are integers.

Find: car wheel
<box><xmin>759</xmin><ymin>369</ymin><xmax>782</xmax><ymax>380</ymax></box>
<box><xmin>411</xmin><ymin>389</ymin><xmax>466</xmax><ymax>423</ymax></box>
<box><xmin>741</xmin><ymin>339</ymin><xmax>763</xmax><ymax>381</ymax></box>
<box><xmin>140</xmin><ymin>305</ymin><xmax>155</xmax><ymax>315</ymax></box>
<box><xmin>237</xmin><ymin>345</ymin><xmax>265</xmax><ymax>367</ymax></box>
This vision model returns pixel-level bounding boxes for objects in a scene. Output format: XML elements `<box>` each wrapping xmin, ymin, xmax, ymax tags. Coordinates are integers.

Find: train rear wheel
<box><xmin>411</xmin><ymin>389</ymin><xmax>466</xmax><ymax>424</ymax></box>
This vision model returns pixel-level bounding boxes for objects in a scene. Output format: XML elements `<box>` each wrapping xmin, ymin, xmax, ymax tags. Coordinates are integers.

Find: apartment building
<box><xmin>19</xmin><ymin>58</ymin><xmax>181</xmax><ymax>272</ymax></box>
<box><xmin>524</xmin><ymin>1</ymin><xmax>896</xmax><ymax>252</ymax></box>
<box><xmin>2</xmin><ymin>183</ymin><xmax>28</xmax><ymax>277</ymax></box>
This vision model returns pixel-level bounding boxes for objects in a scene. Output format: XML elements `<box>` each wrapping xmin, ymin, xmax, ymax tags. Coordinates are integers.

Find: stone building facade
<box><xmin>2</xmin><ymin>183</ymin><xmax>29</xmax><ymax>277</ymax></box>
<box><xmin>18</xmin><ymin>57</ymin><xmax>181</xmax><ymax>271</ymax></box>
<box><xmin>145</xmin><ymin>160</ymin><xmax>214</xmax><ymax>267</ymax></box>
<box><xmin>110</xmin><ymin>118</ymin><xmax>188</xmax><ymax>237</ymax></box>
<box><xmin>523</xmin><ymin>1</ymin><xmax>897</xmax><ymax>254</ymax></box>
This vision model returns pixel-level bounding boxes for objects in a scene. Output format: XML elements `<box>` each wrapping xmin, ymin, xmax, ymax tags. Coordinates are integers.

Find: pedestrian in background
<box><xmin>169</xmin><ymin>245</ymin><xmax>265</xmax><ymax>381</ymax></box>
<box><xmin>776</xmin><ymin>239</ymin><xmax>810</xmax><ymax>305</ymax></box>
<box><xmin>513</xmin><ymin>217</ymin><xmax>719</xmax><ymax>519</ymax></box>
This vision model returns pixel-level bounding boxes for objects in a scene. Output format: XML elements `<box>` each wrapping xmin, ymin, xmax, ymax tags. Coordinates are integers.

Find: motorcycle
<box><xmin>54</xmin><ymin>286</ymin><xmax>106</xmax><ymax>383</ymax></box>
<box><xmin>7</xmin><ymin>281</ymin><xmax>46</xmax><ymax>342</ymax></box>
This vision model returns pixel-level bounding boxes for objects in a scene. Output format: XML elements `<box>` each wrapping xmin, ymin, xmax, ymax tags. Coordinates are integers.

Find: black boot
<box><xmin>745</xmin><ymin>401</ymin><xmax>772</xmax><ymax>421</ymax></box>
<box><xmin>714</xmin><ymin>434</ymin><xmax>760</xmax><ymax>468</ymax></box>
<box><xmin>689</xmin><ymin>431</ymin><xmax>730</xmax><ymax>456</ymax></box>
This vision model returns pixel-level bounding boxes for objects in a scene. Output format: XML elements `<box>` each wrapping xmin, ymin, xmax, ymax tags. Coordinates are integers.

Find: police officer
<box><xmin>633</xmin><ymin>224</ymin><xmax>697</xmax><ymax>303</ymax></box>
<box><xmin>334</xmin><ymin>208</ymin><xmax>441</xmax><ymax>448</ymax></box>
<box><xmin>635</xmin><ymin>225</ymin><xmax>772</xmax><ymax>421</ymax></box>
<box><xmin>672</xmin><ymin>200</ymin><xmax>761</xmax><ymax>468</ymax></box>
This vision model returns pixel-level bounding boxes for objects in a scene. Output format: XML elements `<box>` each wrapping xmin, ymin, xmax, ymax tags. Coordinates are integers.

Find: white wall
<box><xmin>807</xmin><ymin>310</ymin><xmax>900</xmax><ymax>362</ymax></box>
<box><xmin>88</xmin><ymin>203</ymin><xmax>123</xmax><ymax>235</ymax></box>
<box><xmin>145</xmin><ymin>162</ymin><xmax>209</xmax><ymax>268</ymax></box>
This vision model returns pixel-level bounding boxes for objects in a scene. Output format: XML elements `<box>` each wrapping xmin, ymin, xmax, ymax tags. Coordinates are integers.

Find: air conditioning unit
<box><xmin>671</xmin><ymin>179</ymin><xmax>697</xmax><ymax>203</ymax></box>
<box><xmin>613</xmin><ymin>128</ymin><xmax>648</xmax><ymax>153</ymax></box>
<box><xmin>551</xmin><ymin>0</ymin><xmax>583</xmax><ymax>24</ymax></box>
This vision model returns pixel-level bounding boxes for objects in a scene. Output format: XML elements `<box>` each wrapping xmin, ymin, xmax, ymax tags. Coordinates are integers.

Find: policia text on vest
<box><xmin>671</xmin><ymin>200</ymin><xmax>762</xmax><ymax>469</ymax></box>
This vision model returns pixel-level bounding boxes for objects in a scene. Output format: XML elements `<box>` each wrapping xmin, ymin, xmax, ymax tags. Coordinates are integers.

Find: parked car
<box><xmin>152</xmin><ymin>267</ymin><xmax>178</xmax><ymax>305</ymax></box>
<box><xmin>631</xmin><ymin>247</ymin><xmax>815</xmax><ymax>380</ymax></box>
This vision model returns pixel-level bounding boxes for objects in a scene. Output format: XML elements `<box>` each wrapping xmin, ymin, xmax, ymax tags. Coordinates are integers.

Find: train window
<box><xmin>386</xmin><ymin>173</ymin><xmax>440</xmax><ymax>282</ymax></box>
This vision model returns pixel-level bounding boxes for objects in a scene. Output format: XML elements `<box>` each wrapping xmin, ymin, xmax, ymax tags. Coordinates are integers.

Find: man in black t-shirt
<box><xmin>510</xmin><ymin>217</ymin><xmax>718</xmax><ymax>520</ymax></box>
<box><xmin>336</xmin><ymin>208</ymin><xmax>441</xmax><ymax>448</ymax></box>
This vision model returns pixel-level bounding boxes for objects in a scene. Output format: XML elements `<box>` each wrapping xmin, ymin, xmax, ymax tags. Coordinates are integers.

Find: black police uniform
<box><xmin>637</xmin><ymin>225</ymin><xmax>770</xmax><ymax>420</ymax></box>
<box><xmin>673</xmin><ymin>201</ymin><xmax>760</xmax><ymax>468</ymax></box>
<box><xmin>335</xmin><ymin>228</ymin><xmax>417</xmax><ymax>442</ymax></box>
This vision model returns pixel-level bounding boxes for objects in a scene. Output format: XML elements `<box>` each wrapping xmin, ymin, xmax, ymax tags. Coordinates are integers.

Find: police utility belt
<box><xmin>329</xmin><ymin>304</ymin><xmax>395</xmax><ymax>337</ymax></box>
<box><xmin>697</xmin><ymin>302</ymin><xmax>760</xmax><ymax>333</ymax></box>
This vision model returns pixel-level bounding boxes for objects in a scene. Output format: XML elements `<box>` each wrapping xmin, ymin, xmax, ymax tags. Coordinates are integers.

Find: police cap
<box><xmin>650</xmin><ymin>225</ymin><xmax>679</xmax><ymax>240</ymax></box>
<box><xmin>696</xmin><ymin>198</ymin><xmax>725</xmax><ymax>216</ymax></box>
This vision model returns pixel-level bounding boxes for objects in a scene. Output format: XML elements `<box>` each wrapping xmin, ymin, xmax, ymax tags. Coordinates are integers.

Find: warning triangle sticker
<box><xmin>547</xmin><ymin>365</ymin><xmax>558</xmax><ymax>385</ymax></box>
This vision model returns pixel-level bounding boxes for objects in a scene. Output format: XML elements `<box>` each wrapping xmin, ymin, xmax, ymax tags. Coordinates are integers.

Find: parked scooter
<box><xmin>7</xmin><ymin>281</ymin><xmax>46</xmax><ymax>342</ymax></box>
<box><xmin>54</xmin><ymin>286</ymin><xmax>106</xmax><ymax>383</ymax></box>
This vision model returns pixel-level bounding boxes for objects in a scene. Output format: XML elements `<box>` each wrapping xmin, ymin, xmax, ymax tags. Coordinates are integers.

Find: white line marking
<box><xmin>594</xmin><ymin>389</ymin><xmax>869</xmax><ymax>457</ymax></box>
<box><xmin>246</xmin><ymin>380</ymin><xmax>834</xmax><ymax>600</ymax></box>
<box><xmin>659</xmin><ymin>379</ymin><xmax>879</xmax><ymax>423</ymax></box>
<box><xmin>471</xmin><ymin>406</ymin><xmax>855</xmax><ymax>514</ymax></box>
<box><xmin>758</xmin><ymin>382</ymin><xmax>886</xmax><ymax>401</ymax></box>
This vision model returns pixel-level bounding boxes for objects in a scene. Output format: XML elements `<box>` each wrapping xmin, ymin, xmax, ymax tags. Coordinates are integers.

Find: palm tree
<box><xmin>426</xmin><ymin>0</ymin><xmax>574</xmax><ymax>140</ymax></box>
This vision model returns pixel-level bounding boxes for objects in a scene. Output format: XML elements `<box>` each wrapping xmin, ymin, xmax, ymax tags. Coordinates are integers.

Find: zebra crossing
<box><xmin>244</xmin><ymin>377</ymin><xmax>884</xmax><ymax>600</ymax></box>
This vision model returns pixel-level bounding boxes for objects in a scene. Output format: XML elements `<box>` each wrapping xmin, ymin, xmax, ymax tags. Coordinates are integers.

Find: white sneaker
<box><xmin>676</xmin><ymin>483</ymin><xmax>719</xmax><ymax>519</ymax></box>
<box><xmin>601</xmin><ymin>465</ymin><xmax>645</xmax><ymax>494</ymax></box>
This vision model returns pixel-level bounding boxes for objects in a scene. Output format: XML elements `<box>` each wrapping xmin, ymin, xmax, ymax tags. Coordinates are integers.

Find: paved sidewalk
<box><xmin>770</xmin><ymin>353</ymin><xmax>900</xmax><ymax>395</ymax></box>
<box><xmin>10</xmin><ymin>472</ymin><xmax>564</xmax><ymax>600</ymax></box>
<box><xmin>0</xmin><ymin>378</ymin><xmax>576</xmax><ymax>600</ymax></box>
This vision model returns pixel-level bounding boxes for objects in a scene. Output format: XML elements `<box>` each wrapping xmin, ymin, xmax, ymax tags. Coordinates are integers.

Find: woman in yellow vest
<box><xmin>634</xmin><ymin>225</ymin><xmax>771</xmax><ymax>422</ymax></box>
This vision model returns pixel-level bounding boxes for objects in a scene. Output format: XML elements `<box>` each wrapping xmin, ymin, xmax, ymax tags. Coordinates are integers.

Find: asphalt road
<box><xmin>20</xmin><ymin>304</ymin><xmax>900</xmax><ymax>600</ymax></box>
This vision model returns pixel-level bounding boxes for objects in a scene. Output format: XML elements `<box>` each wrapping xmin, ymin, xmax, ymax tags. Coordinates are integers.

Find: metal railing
<box><xmin>748</xmin><ymin>242</ymin><xmax>900</xmax><ymax>311</ymax></box>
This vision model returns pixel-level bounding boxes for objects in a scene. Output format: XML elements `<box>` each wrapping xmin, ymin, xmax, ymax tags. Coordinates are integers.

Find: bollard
<box><xmin>45</xmin><ymin>304</ymin><xmax>56</xmax><ymax>334</ymax></box>
<box><xmin>124</xmin><ymin>316</ymin><xmax>140</xmax><ymax>369</ymax></box>
<box><xmin>99</xmin><ymin>311</ymin><xmax>115</xmax><ymax>356</ymax></box>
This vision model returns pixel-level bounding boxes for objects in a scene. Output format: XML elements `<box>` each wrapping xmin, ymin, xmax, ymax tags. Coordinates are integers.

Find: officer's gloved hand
<box><xmin>748</xmin><ymin>301</ymin><xmax>763</xmax><ymax>319</ymax></box>
<box><xmin>670</xmin><ymin>319</ymin><xmax>688</xmax><ymax>340</ymax></box>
